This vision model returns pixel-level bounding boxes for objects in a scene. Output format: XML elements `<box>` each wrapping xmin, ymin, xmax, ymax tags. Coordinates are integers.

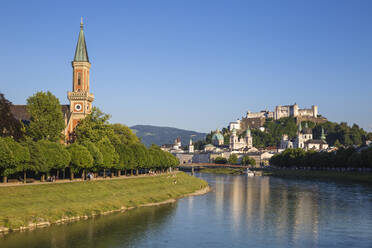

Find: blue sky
<box><xmin>1</xmin><ymin>0</ymin><xmax>371</xmax><ymax>133</ymax></box>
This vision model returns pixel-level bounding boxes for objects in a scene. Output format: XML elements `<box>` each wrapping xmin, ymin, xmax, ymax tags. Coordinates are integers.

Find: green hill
<box><xmin>130</xmin><ymin>125</ymin><xmax>206</xmax><ymax>147</ymax></box>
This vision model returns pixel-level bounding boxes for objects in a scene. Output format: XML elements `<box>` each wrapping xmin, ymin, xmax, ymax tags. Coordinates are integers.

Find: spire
<box><xmin>74</xmin><ymin>18</ymin><xmax>89</xmax><ymax>62</ymax></box>
<box><xmin>246</xmin><ymin>127</ymin><xmax>251</xmax><ymax>137</ymax></box>
<box><xmin>298</xmin><ymin>122</ymin><xmax>302</xmax><ymax>133</ymax></box>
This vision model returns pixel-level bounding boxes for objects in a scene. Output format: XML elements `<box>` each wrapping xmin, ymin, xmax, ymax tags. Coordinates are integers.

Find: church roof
<box><xmin>212</xmin><ymin>132</ymin><xmax>224</xmax><ymax>141</ymax></box>
<box><xmin>73</xmin><ymin>19</ymin><xmax>89</xmax><ymax>62</ymax></box>
<box><xmin>10</xmin><ymin>105</ymin><xmax>70</xmax><ymax>121</ymax></box>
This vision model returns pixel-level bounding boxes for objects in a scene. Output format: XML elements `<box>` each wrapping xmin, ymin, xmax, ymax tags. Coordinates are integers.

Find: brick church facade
<box><xmin>10</xmin><ymin>20</ymin><xmax>94</xmax><ymax>143</ymax></box>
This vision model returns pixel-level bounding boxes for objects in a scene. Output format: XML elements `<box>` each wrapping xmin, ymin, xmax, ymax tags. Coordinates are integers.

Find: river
<box><xmin>1</xmin><ymin>173</ymin><xmax>372</xmax><ymax>248</ymax></box>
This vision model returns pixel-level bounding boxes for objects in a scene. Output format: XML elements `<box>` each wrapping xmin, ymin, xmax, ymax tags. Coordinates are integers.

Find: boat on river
<box><xmin>246</xmin><ymin>168</ymin><xmax>255</xmax><ymax>177</ymax></box>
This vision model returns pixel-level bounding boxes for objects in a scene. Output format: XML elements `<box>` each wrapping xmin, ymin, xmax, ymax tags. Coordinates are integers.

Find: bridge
<box><xmin>178</xmin><ymin>163</ymin><xmax>251</xmax><ymax>173</ymax></box>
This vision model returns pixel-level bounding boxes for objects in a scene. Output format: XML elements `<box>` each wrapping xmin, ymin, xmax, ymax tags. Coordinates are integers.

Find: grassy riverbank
<box><xmin>0</xmin><ymin>172</ymin><xmax>208</xmax><ymax>231</ymax></box>
<box><xmin>200</xmin><ymin>168</ymin><xmax>245</xmax><ymax>175</ymax></box>
<box><xmin>261</xmin><ymin>169</ymin><xmax>372</xmax><ymax>183</ymax></box>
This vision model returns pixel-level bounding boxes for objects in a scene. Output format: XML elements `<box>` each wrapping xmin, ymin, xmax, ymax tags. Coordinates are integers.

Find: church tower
<box><xmin>245</xmin><ymin>127</ymin><xmax>253</xmax><ymax>148</ymax></box>
<box><xmin>189</xmin><ymin>138</ymin><xmax>194</xmax><ymax>153</ymax></box>
<box><xmin>66</xmin><ymin>19</ymin><xmax>94</xmax><ymax>142</ymax></box>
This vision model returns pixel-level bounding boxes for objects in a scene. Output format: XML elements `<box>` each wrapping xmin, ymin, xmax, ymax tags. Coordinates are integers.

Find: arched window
<box><xmin>78</xmin><ymin>72</ymin><xmax>81</xmax><ymax>86</ymax></box>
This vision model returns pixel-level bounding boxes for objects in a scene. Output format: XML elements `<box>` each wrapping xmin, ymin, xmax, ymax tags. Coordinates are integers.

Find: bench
<box><xmin>7</xmin><ymin>179</ymin><xmax>21</xmax><ymax>184</ymax></box>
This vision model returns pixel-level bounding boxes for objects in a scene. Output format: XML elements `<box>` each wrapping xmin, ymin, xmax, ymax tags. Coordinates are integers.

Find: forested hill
<box><xmin>130</xmin><ymin>125</ymin><xmax>206</xmax><ymax>147</ymax></box>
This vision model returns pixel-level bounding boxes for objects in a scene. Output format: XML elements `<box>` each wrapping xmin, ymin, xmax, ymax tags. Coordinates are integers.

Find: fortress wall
<box><xmin>241</xmin><ymin>117</ymin><xmax>266</xmax><ymax>129</ymax></box>
<box><xmin>246</xmin><ymin>112</ymin><xmax>266</xmax><ymax>118</ymax></box>
<box><xmin>298</xmin><ymin>109</ymin><xmax>315</xmax><ymax>117</ymax></box>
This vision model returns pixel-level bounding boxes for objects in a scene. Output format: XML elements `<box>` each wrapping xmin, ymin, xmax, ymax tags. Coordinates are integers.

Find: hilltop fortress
<box><xmin>230</xmin><ymin>103</ymin><xmax>327</xmax><ymax>130</ymax></box>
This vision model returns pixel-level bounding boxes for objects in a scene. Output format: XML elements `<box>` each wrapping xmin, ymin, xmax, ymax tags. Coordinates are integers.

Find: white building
<box><xmin>188</xmin><ymin>138</ymin><xmax>194</xmax><ymax>153</ymax></box>
<box><xmin>229</xmin><ymin>128</ymin><xmax>253</xmax><ymax>151</ymax></box>
<box><xmin>280</xmin><ymin>124</ymin><xmax>328</xmax><ymax>151</ymax></box>
<box><xmin>228</xmin><ymin>119</ymin><xmax>241</xmax><ymax>131</ymax></box>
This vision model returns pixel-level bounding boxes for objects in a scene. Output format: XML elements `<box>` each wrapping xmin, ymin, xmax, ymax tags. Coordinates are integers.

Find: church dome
<box><xmin>212</xmin><ymin>132</ymin><xmax>224</xmax><ymax>142</ymax></box>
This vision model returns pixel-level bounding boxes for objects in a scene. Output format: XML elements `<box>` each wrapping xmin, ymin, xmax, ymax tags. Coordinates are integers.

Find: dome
<box><xmin>204</xmin><ymin>144</ymin><xmax>215</xmax><ymax>148</ymax></box>
<box><xmin>212</xmin><ymin>132</ymin><xmax>224</xmax><ymax>141</ymax></box>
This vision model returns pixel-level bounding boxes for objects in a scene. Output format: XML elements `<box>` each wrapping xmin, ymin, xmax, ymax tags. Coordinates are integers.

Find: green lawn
<box><xmin>0</xmin><ymin>172</ymin><xmax>208</xmax><ymax>229</ymax></box>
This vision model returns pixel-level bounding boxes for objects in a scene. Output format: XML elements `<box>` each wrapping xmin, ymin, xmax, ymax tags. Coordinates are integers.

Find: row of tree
<box><xmin>214</xmin><ymin>154</ymin><xmax>256</xmax><ymax>166</ymax></box>
<box><xmin>0</xmin><ymin>92</ymin><xmax>179</xmax><ymax>183</ymax></box>
<box><xmin>0</xmin><ymin>137</ymin><xmax>179</xmax><ymax>183</ymax></box>
<box><xmin>254</xmin><ymin>117</ymin><xmax>372</xmax><ymax>148</ymax></box>
<box><xmin>269</xmin><ymin>147</ymin><xmax>372</xmax><ymax>169</ymax></box>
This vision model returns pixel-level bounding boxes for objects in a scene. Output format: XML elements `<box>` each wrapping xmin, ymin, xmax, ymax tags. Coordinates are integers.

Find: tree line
<box><xmin>254</xmin><ymin>117</ymin><xmax>372</xmax><ymax>148</ymax></box>
<box><xmin>269</xmin><ymin>147</ymin><xmax>372</xmax><ymax>169</ymax></box>
<box><xmin>0</xmin><ymin>92</ymin><xmax>179</xmax><ymax>183</ymax></box>
<box><xmin>214</xmin><ymin>154</ymin><xmax>256</xmax><ymax>166</ymax></box>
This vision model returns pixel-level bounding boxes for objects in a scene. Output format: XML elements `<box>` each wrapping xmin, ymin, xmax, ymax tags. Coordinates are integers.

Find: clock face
<box><xmin>75</xmin><ymin>104</ymin><xmax>82</xmax><ymax>111</ymax></box>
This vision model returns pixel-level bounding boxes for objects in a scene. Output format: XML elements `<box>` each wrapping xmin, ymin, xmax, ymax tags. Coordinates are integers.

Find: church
<box><xmin>10</xmin><ymin>20</ymin><xmax>94</xmax><ymax>143</ymax></box>
<box><xmin>279</xmin><ymin>123</ymin><xmax>328</xmax><ymax>151</ymax></box>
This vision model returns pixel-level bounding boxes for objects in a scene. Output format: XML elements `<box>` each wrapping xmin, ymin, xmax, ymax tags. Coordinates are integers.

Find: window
<box><xmin>78</xmin><ymin>72</ymin><xmax>81</xmax><ymax>86</ymax></box>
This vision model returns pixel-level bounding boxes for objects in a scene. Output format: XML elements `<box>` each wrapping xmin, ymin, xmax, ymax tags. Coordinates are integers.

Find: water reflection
<box><xmin>0</xmin><ymin>203</ymin><xmax>177</xmax><ymax>248</ymax></box>
<box><xmin>1</xmin><ymin>174</ymin><xmax>372</xmax><ymax>248</ymax></box>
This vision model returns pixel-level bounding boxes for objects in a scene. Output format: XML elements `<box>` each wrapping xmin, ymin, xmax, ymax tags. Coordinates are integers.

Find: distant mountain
<box><xmin>130</xmin><ymin>125</ymin><xmax>206</xmax><ymax>147</ymax></box>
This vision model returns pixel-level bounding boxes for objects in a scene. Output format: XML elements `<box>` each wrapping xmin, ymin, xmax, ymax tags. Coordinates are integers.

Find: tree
<box><xmin>81</xmin><ymin>141</ymin><xmax>104</xmax><ymax>175</ymax></box>
<box><xmin>241</xmin><ymin>155</ymin><xmax>256</xmax><ymax>166</ymax></box>
<box><xmin>228</xmin><ymin>154</ymin><xmax>238</xmax><ymax>165</ymax></box>
<box><xmin>96</xmin><ymin>137</ymin><xmax>119</xmax><ymax>177</ymax></box>
<box><xmin>116</xmin><ymin>143</ymin><xmax>135</xmax><ymax>175</ymax></box>
<box><xmin>0</xmin><ymin>93</ymin><xmax>24</xmax><ymax>140</ymax></box>
<box><xmin>75</xmin><ymin>107</ymin><xmax>113</xmax><ymax>144</ymax></box>
<box><xmin>67</xmin><ymin>143</ymin><xmax>93</xmax><ymax>180</ymax></box>
<box><xmin>111</xmin><ymin>123</ymin><xmax>140</xmax><ymax>146</ymax></box>
<box><xmin>36</xmin><ymin>140</ymin><xmax>67</xmax><ymax>181</ymax></box>
<box><xmin>214</xmin><ymin>156</ymin><xmax>227</xmax><ymax>164</ymax></box>
<box><xmin>361</xmin><ymin>147</ymin><xmax>372</xmax><ymax>168</ymax></box>
<box><xmin>0</xmin><ymin>137</ymin><xmax>15</xmax><ymax>183</ymax></box>
<box><xmin>43</xmin><ymin>142</ymin><xmax>70</xmax><ymax>179</ymax></box>
<box><xmin>334</xmin><ymin>139</ymin><xmax>342</xmax><ymax>148</ymax></box>
<box><xmin>26</xmin><ymin>91</ymin><xmax>65</xmax><ymax>141</ymax></box>
<box><xmin>130</xmin><ymin>143</ymin><xmax>147</xmax><ymax>175</ymax></box>
<box><xmin>5</xmin><ymin>137</ymin><xmax>30</xmax><ymax>183</ymax></box>
<box><xmin>27</xmin><ymin>140</ymin><xmax>49</xmax><ymax>182</ymax></box>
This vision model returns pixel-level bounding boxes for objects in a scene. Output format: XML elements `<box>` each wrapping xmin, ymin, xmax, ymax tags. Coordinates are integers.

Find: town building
<box><xmin>280</xmin><ymin>123</ymin><xmax>329</xmax><ymax>151</ymax></box>
<box><xmin>211</xmin><ymin>130</ymin><xmax>224</xmax><ymax>146</ymax></box>
<box><xmin>10</xmin><ymin>20</ymin><xmax>94</xmax><ymax>144</ymax></box>
<box><xmin>188</xmin><ymin>138</ymin><xmax>194</xmax><ymax>153</ymax></box>
<box><xmin>229</xmin><ymin>128</ymin><xmax>253</xmax><ymax>151</ymax></box>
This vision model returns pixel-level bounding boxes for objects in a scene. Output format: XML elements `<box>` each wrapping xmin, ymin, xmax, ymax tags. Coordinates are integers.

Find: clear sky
<box><xmin>1</xmin><ymin>0</ymin><xmax>371</xmax><ymax>133</ymax></box>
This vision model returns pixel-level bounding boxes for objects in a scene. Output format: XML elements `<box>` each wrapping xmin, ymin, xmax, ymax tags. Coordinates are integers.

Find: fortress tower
<box><xmin>65</xmin><ymin>19</ymin><xmax>94</xmax><ymax>142</ymax></box>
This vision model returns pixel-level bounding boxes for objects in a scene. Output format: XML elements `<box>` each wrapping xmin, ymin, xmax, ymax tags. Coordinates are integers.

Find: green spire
<box><xmin>321</xmin><ymin>128</ymin><xmax>326</xmax><ymax>140</ymax></box>
<box><xmin>305</xmin><ymin>122</ymin><xmax>309</xmax><ymax>129</ymax></box>
<box><xmin>298</xmin><ymin>122</ymin><xmax>302</xmax><ymax>132</ymax></box>
<box><xmin>246</xmin><ymin>127</ymin><xmax>251</xmax><ymax>137</ymax></box>
<box><xmin>73</xmin><ymin>18</ymin><xmax>89</xmax><ymax>62</ymax></box>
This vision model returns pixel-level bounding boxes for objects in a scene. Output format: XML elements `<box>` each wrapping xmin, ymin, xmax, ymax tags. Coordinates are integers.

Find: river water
<box><xmin>1</xmin><ymin>173</ymin><xmax>372</xmax><ymax>248</ymax></box>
